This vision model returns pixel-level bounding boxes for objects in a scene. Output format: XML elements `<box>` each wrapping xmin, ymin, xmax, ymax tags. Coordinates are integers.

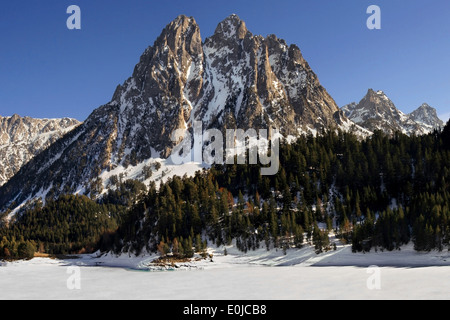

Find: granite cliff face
<box><xmin>408</xmin><ymin>103</ymin><xmax>444</xmax><ymax>131</ymax></box>
<box><xmin>0</xmin><ymin>14</ymin><xmax>354</xmax><ymax>211</ymax></box>
<box><xmin>0</xmin><ymin>115</ymin><xmax>79</xmax><ymax>186</ymax></box>
<box><xmin>193</xmin><ymin>14</ymin><xmax>340</xmax><ymax>135</ymax></box>
<box><xmin>342</xmin><ymin>89</ymin><xmax>443</xmax><ymax>135</ymax></box>
<box><xmin>110</xmin><ymin>14</ymin><xmax>342</xmax><ymax>160</ymax></box>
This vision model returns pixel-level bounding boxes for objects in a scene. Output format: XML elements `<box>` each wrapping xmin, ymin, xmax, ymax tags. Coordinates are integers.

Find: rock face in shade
<box><xmin>408</xmin><ymin>103</ymin><xmax>444</xmax><ymax>131</ymax></box>
<box><xmin>110</xmin><ymin>14</ymin><xmax>342</xmax><ymax>159</ymax></box>
<box><xmin>342</xmin><ymin>89</ymin><xmax>444</xmax><ymax>135</ymax></box>
<box><xmin>0</xmin><ymin>14</ymin><xmax>355</xmax><ymax>212</ymax></box>
<box><xmin>0</xmin><ymin>115</ymin><xmax>80</xmax><ymax>186</ymax></box>
<box><xmin>193</xmin><ymin>14</ymin><xmax>340</xmax><ymax>135</ymax></box>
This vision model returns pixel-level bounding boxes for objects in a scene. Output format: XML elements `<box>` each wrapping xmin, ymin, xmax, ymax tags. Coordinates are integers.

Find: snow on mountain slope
<box><xmin>0</xmin><ymin>14</ymin><xmax>352</xmax><ymax>213</ymax></box>
<box><xmin>0</xmin><ymin>115</ymin><xmax>80</xmax><ymax>186</ymax></box>
<box><xmin>342</xmin><ymin>89</ymin><xmax>444</xmax><ymax>135</ymax></box>
<box><xmin>409</xmin><ymin>103</ymin><xmax>444</xmax><ymax>130</ymax></box>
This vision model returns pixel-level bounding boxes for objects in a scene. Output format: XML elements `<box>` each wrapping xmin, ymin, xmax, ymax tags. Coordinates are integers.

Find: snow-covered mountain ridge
<box><xmin>0</xmin><ymin>14</ymin><xmax>352</xmax><ymax>212</ymax></box>
<box><xmin>0</xmin><ymin>115</ymin><xmax>80</xmax><ymax>186</ymax></box>
<box><xmin>0</xmin><ymin>15</ymin><xmax>444</xmax><ymax>213</ymax></box>
<box><xmin>342</xmin><ymin>89</ymin><xmax>444</xmax><ymax>135</ymax></box>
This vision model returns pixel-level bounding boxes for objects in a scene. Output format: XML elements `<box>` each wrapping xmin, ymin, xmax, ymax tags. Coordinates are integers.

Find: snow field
<box><xmin>1</xmin><ymin>243</ymin><xmax>449</xmax><ymax>300</ymax></box>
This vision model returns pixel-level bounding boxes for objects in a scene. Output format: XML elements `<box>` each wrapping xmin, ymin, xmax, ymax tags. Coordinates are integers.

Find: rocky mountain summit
<box><xmin>0</xmin><ymin>14</ymin><xmax>349</xmax><ymax>212</ymax></box>
<box><xmin>0</xmin><ymin>115</ymin><xmax>80</xmax><ymax>186</ymax></box>
<box><xmin>0</xmin><ymin>15</ymin><xmax>441</xmax><ymax>213</ymax></box>
<box><xmin>342</xmin><ymin>89</ymin><xmax>443</xmax><ymax>135</ymax></box>
<box><xmin>112</xmin><ymin>14</ymin><xmax>343</xmax><ymax>159</ymax></box>
<box><xmin>408</xmin><ymin>103</ymin><xmax>444</xmax><ymax>131</ymax></box>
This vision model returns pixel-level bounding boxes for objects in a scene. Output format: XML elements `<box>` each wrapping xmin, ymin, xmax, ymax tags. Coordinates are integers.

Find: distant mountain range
<box><xmin>341</xmin><ymin>89</ymin><xmax>444</xmax><ymax>135</ymax></box>
<box><xmin>0</xmin><ymin>15</ymin><xmax>445</xmax><ymax>213</ymax></box>
<box><xmin>0</xmin><ymin>115</ymin><xmax>80</xmax><ymax>186</ymax></box>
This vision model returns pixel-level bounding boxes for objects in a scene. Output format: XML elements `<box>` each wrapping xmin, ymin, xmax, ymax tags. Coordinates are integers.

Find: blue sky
<box><xmin>1</xmin><ymin>0</ymin><xmax>449</xmax><ymax>122</ymax></box>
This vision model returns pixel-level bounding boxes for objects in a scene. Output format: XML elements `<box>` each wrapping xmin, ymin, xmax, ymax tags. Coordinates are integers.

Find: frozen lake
<box><xmin>1</xmin><ymin>244</ymin><xmax>449</xmax><ymax>300</ymax></box>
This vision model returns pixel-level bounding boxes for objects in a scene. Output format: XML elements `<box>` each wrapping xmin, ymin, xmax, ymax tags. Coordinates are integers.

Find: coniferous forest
<box><xmin>1</xmin><ymin>121</ymin><xmax>450</xmax><ymax>260</ymax></box>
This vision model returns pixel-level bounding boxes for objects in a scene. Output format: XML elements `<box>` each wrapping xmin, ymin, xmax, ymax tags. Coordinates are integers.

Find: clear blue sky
<box><xmin>1</xmin><ymin>0</ymin><xmax>449</xmax><ymax>121</ymax></box>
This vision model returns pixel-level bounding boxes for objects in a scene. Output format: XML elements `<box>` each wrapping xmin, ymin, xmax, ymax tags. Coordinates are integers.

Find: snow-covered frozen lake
<box><xmin>1</xmin><ymin>244</ymin><xmax>449</xmax><ymax>300</ymax></box>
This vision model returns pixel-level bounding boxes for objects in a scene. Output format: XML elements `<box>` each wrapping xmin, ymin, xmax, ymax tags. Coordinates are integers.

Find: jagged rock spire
<box><xmin>0</xmin><ymin>14</ymin><xmax>344</xmax><ymax>211</ymax></box>
<box><xmin>213</xmin><ymin>14</ymin><xmax>250</xmax><ymax>40</ymax></box>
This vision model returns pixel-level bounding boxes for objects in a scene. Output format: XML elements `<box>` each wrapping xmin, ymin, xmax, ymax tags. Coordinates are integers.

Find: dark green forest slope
<box><xmin>1</xmin><ymin>122</ymin><xmax>450</xmax><ymax>259</ymax></box>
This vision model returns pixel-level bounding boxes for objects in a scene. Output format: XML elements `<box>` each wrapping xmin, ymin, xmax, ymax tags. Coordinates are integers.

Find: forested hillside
<box><xmin>1</xmin><ymin>122</ymin><xmax>450</xmax><ymax>259</ymax></box>
<box><xmin>107</xmin><ymin>123</ymin><xmax>450</xmax><ymax>256</ymax></box>
<box><xmin>0</xmin><ymin>180</ymin><xmax>146</xmax><ymax>259</ymax></box>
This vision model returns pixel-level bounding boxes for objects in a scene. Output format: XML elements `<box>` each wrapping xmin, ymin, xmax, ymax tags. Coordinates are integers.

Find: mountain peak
<box><xmin>409</xmin><ymin>103</ymin><xmax>443</xmax><ymax>129</ymax></box>
<box><xmin>147</xmin><ymin>14</ymin><xmax>201</xmax><ymax>56</ymax></box>
<box><xmin>343</xmin><ymin>90</ymin><xmax>443</xmax><ymax>135</ymax></box>
<box><xmin>158</xmin><ymin>15</ymin><xmax>200</xmax><ymax>40</ymax></box>
<box><xmin>366</xmin><ymin>88</ymin><xmax>387</xmax><ymax>97</ymax></box>
<box><xmin>364</xmin><ymin>89</ymin><xmax>392</xmax><ymax>107</ymax></box>
<box><xmin>418</xmin><ymin>103</ymin><xmax>432</xmax><ymax>110</ymax></box>
<box><xmin>167</xmin><ymin>14</ymin><xmax>197</xmax><ymax>28</ymax></box>
<box><xmin>214</xmin><ymin>14</ymin><xmax>250</xmax><ymax>39</ymax></box>
<box><xmin>411</xmin><ymin>102</ymin><xmax>438</xmax><ymax>115</ymax></box>
<box><xmin>0</xmin><ymin>14</ymin><xmax>344</xmax><ymax>211</ymax></box>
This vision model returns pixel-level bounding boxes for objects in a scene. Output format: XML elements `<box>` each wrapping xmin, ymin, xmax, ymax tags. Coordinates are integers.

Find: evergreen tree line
<box><xmin>0</xmin><ymin>194</ymin><xmax>123</xmax><ymax>257</ymax></box>
<box><xmin>0</xmin><ymin>236</ymin><xmax>36</xmax><ymax>260</ymax></box>
<box><xmin>2</xmin><ymin>122</ymin><xmax>450</xmax><ymax>258</ymax></box>
<box><xmin>0</xmin><ymin>180</ymin><xmax>147</xmax><ymax>259</ymax></box>
<box><xmin>106</xmin><ymin>124</ymin><xmax>450</xmax><ymax>256</ymax></box>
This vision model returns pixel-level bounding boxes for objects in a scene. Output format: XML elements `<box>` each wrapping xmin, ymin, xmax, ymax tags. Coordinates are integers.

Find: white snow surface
<box><xmin>1</xmin><ymin>241</ymin><xmax>449</xmax><ymax>300</ymax></box>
